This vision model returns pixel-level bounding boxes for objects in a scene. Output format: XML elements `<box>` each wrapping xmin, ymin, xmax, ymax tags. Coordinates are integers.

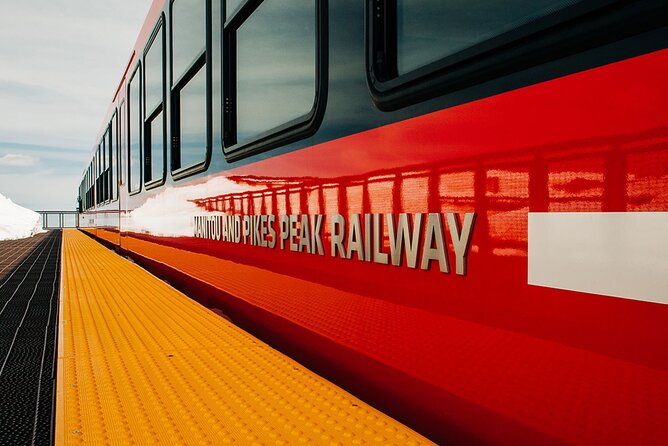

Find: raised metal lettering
<box><xmin>387</xmin><ymin>213</ymin><xmax>423</xmax><ymax>268</ymax></box>
<box><xmin>330</xmin><ymin>214</ymin><xmax>346</xmax><ymax>258</ymax></box>
<box><xmin>299</xmin><ymin>214</ymin><xmax>311</xmax><ymax>253</ymax></box>
<box><xmin>347</xmin><ymin>214</ymin><xmax>364</xmax><ymax>261</ymax></box>
<box><xmin>279</xmin><ymin>215</ymin><xmax>289</xmax><ymax>249</ymax></box>
<box><xmin>267</xmin><ymin>215</ymin><xmax>277</xmax><ymax>248</ymax></box>
<box><xmin>447</xmin><ymin>212</ymin><xmax>476</xmax><ymax>276</ymax></box>
<box><xmin>373</xmin><ymin>213</ymin><xmax>388</xmax><ymax>264</ymax></box>
<box><xmin>289</xmin><ymin>214</ymin><xmax>299</xmax><ymax>252</ymax></box>
<box><xmin>310</xmin><ymin>214</ymin><xmax>324</xmax><ymax>255</ymax></box>
<box><xmin>420</xmin><ymin>213</ymin><xmax>449</xmax><ymax>272</ymax></box>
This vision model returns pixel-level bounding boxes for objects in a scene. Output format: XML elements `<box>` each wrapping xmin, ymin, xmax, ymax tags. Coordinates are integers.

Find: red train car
<box><xmin>78</xmin><ymin>1</ymin><xmax>668</xmax><ymax>443</ymax></box>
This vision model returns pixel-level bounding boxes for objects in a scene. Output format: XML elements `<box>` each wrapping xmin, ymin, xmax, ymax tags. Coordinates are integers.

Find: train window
<box><xmin>97</xmin><ymin>146</ymin><xmax>102</xmax><ymax>204</ymax></box>
<box><xmin>128</xmin><ymin>66</ymin><xmax>142</xmax><ymax>194</ymax></box>
<box><xmin>225</xmin><ymin>0</ymin><xmax>244</xmax><ymax>18</ymax></box>
<box><xmin>144</xmin><ymin>18</ymin><xmax>166</xmax><ymax>187</ymax></box>
<box><xmin>119</xmin><ymin>101</ymin><xmax>126</xmax><ymax>188</ymax></box>
<box><xmin>368</xmin><ymin>0</ymin><xmax>620</xmax><ymax>110</ymax></box>
<box><xmin>395</xmin><ymin>0</ymin><xmax>582</xmax><ymax>76</ymax></box>
<box><xmin>170</xmin><ymin>0</ymin><xmax>210</xmax><ymax>178</ymax></box>
<box><xmin>110</xmin><ymin>112</ymin><xmax>117</xmax><ymax>201</ymax></box>
<box><xmin>223</xmin><ymin>0</ymin><xmax>327</xmax><ymax>160</ymax></box>
<box><xmin>102</xmin><ymin>131</ymin><xmax>109</xmax><ymax>202</ymax></box>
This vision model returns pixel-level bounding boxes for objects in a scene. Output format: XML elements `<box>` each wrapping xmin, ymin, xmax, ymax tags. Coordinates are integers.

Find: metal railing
<box><xmin>36</xmin><ymin>211</ymin><xmax>79</xmax><ymax>229</ymax></box>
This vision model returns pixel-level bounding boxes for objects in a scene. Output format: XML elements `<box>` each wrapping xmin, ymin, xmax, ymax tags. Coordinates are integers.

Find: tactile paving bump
<box><xmin>57</xmin><ymin>229</ymin><xmax>432</xmax><ymax>445</ymax></box>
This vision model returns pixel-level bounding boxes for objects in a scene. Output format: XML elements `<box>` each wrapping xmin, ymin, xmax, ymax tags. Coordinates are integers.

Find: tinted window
<box><xmin>171</xmin><ymin>0</ymin><xmax>208</xmax><ymax>173</ymax></box>
<box><xmin>144</xmin><ymin>21</ymin><xmax>165</xmax><ymax>185</ymax></box>
<box><xmin>395</xmin><ymin>0</ymin><xmax>584</xmax><ymax>75</ymax></box>
<box><xmin>178</xmin><ymin>67</ymin><xmax>207</xmax><ymax>168</ymax></box>
<box><xmin>145</xmin><ymin>27</ymin><xmax>164</xmax><ymax>113</ymax></box>
<box><xmin>235</xmin><ymin>0</ymin><xmax>316</xmax><ymax>143</ymax></box>
<box><xmin>128</xmin><ymin>67</ymin><xmax>141</xmax><ymax>193</ymax></box>
<box><xmin>225</xmin><ymin>0</ymin><xmax>244</xmax><ymax>17</ymax></box>
<box><xmin>172</xmin><ymin>0</ymin><xmax>205</xmax><ymax>84</ymax></box>
<box><xmin>110</xmin><ymin>114</ymin><xmax>116</xmax><ymax>201</ymax></box>
<box><xmin>119</xmin><ymin>102</ymin><xmax>126</xmax><ymax>187</ymax></box>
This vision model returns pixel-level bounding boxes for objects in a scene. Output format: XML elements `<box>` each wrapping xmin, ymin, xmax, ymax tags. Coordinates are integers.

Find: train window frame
<box><xmin>222</xmin><ymin>0</ymin><xmax>328</xmax><ymax>162</ymax></box>
<box><xmin>127</xmin><ymin>64</ymin><xmax>143</xmax><ymax>196</ymax></box>
<box><xmin>366</xmin><ymin>0</ymin><xmax>663</xmax><ymax>111</ymax></box>
<box><xmin>143</xmin><ymin>15</ymin><xmax>167</xmax><ymax>190</ymax></box>
<box><xmin>102</xmin><ymin>129</ymin><xmax>110</xmax><ymax>203</ymax></box>
<box><xmin>119</xmin><ymin>100</ymin><xmax>126</xmax><ymax>189</ymax></box>
<box><xmin>110</xmin><ymin>110</ymin><xmax>119</xmax><ymax>202</ymax></box>
<box><xmin>169</xmin><ymin>0</ymin><xmax>212</xmax><ymax>181</ymax></box>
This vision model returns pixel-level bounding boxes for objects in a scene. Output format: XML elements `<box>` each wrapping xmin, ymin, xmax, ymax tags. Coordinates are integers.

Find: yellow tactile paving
<box><xmin>56</xmin><ymin>229</ymin><xmax>433</xmax><ymax>445</ymax></box>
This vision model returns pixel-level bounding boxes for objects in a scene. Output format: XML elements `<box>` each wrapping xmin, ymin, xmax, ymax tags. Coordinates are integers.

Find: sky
<box><xmin>0</xmin><ymin>0</ymin><xmax>152</xmax><ymax>211</ymax></box>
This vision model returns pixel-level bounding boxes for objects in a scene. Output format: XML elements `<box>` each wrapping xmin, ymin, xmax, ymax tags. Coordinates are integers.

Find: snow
<box><xmin>124</xmin><ymin>176</ymin><xmax>264</xmax><ymax>237</ymax></box>
<box><xmin>0</xmin><ymin>193</ymin><xmax>43</xmax><ymax>240</ymax></box>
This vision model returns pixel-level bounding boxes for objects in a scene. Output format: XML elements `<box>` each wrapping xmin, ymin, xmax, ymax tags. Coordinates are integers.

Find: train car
<box><xmin>78</xmin><ymin>1</ymin><xmax>668</xmax><ymax>444</ymax></box>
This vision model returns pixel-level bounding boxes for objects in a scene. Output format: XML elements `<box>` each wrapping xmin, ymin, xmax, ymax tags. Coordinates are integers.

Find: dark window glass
<box><xmin>235</xmin><ymin>0</ymin><xmax>316</xmax><ymax>143</ymax></box>
<box><xmin>128</xmin><ymin>67</ymin><xmax>141</xmax><ymax>193</ymax></box>
<box><xmin>103</xmin><ymin>132</ymin><xmax>109</xmax><ymax>201</ymax></box>
<box><xmin>172</xmin><ymin>0</ymin><xmax>205</xmax><ymax>84</ymax></box>
<box><xmin>145</xmin><ymin>26</ymin><xmax>164</xmax><ymax>113</ymax></box>
<box><xmin>178</xmin><ymin>67</ymin><xmax>207</xmax><ymax>168</ymax></box>
<box><xmin>225</xmin><ymin>0</ymin><xmax>244</xmax><ymax>17</ymax></box>
<box><xmin>144</xmin><ymin>21</ymin><xmax>165</xmax><ymax>185</ymax></box>
<box><xmin>171</xmin><ymin>0</ymin><xmax>207</xmax><ymax>173</ymax></box>
<box><xmin>148</xmin><ymin>111</ymin><xmax>164</xmax><ymax>181</ymax></box>
<box><xmin>119</xmin><ymin>102</ymin><xmax>126</xmax><ymax>188</ymax></box>
<box><xmin>395</xmin><ymin>0</ymin><xmax>583</xmax><ymax>75</ymax></box>
<box><xmin>109</xmin><ymin>115</ymin><xmax>116</xmax><ymax>201</ymax></box>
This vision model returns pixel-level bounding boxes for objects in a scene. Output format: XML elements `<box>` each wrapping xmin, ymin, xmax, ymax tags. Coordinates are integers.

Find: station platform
<box><xmin>55</xmin><ymin>229</ymin><xmax>431</xmax><ymax>444</ymax></box>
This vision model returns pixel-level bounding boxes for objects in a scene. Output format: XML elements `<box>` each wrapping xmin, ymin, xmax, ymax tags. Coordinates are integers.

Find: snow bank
<box><xmin>0</xmin><ymin>193</ymin><xmax>43</xmax><ymax>240</ymax></box>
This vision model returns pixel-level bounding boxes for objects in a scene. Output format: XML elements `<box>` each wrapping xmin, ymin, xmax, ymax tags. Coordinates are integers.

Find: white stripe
<box><xmin>528</xmin><ymin>212</ymin><xmax>668</xmax><ymax>305</ymax></box>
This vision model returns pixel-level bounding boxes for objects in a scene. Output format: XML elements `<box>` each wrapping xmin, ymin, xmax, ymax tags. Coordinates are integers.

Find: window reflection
<box><xmin>226</xmin><ymin>0</ymin><xmax>244</xmax><ymax>17</ymax></box>
<box><xmin>144</xmin><ymin>27</ymin><xmax>163</xmax><ymax>113</ymax></box>
<box><xmin>171</xmin><ymin>0</ymin><xmax>207</xmax><ymax>173</ymax></box>
<box><xmin>396</xmin><ymin>0</ymin><xmax>584</xmax><ymax>75</ymax></box>
<box><xmin>149</xmin><ymin>112</ymin><xmax>164</xmax><ymax>182</ymax></box>
<box><xmin>172</xmin><ymin>0</ymin><xmax>205</xmax><ymax>85</ymax></box>
<box><xmin>236</xmin><ymin>0</ymin><xmax>316</xmax><ymax>143</ymax></box>
<box><xmin>144</xmin><ymin>22</ymin><xmax>165</xmax><ymax>185</ymax></box>
<box><xmin>129</xmin><ymin>68</ymin><xmax>141</xmax><ymax>192</ymax></box>
<box><xmin>179</xmin><ymin>67</ymin><xmax>207</xmax><ymax>168</ymax></box>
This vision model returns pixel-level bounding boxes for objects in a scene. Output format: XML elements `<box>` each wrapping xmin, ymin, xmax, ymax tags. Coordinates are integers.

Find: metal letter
<box><xmin>299</xmin><ymin>214</ymin><xmax>311</xmax><ymax>253</ymax></box>
<box><xmin>447</xmin><ymin>212</ymin><xmax>476</xmax><ymax>275</ymax></box>
<box><xmin>289</xmin><ymin>214</ymin><xmax>299</xmax><ymax>252</ymax></box>
<box><xmin>330</xmin><ymin>214</ymin><xmax>346</xmax><ymax>258</ymax></box>
<box><xmin>234</xmin><ymin>216</ymin><xmax>242</xmax><ymax>243</ymax></box>
<box><xmin>242</xmin><ymin>215</ymin><xmax>250</xmax><ymax>244</ymax></box>
<box><xmin>346</xmin><ymin>214</ymin><xmax>364</xmax><ymax>261</ymax></box>
<box><xmin>310</xmin><ymin>214</ymin><xmax>324</xmax><ymax>255</ymax></box>
<box><xmin>267</xmin><ymin>215</ymin><xmax>277</xmax><ymax>249</ymax></box>
<box><xmin>373</xmin><ymin>213</ymin><xmax>388</xmax><ymax>264</ymax></box>
<box><xmin>279</xmin><ymin>215</ymin><xmax>289</xmax><ymax>249</ymax></box>
<box><xmin>420</xmin><ymin>213</ymin><xmax>449</xmax><ymax>273</ymax></box>
<box><xmin>364</xmin><ymin>214</ymin><xmax>371</xmax><ymax>262</ymax></box>
<box><xmin>260</xmin><ymin>215</ymin><xmax>268</xmax><ymax>247</ymax></box>
<box><xmin>387</xmin><ymin>213</ymin><xmax>423</xmax><ymax>268</ymax></box>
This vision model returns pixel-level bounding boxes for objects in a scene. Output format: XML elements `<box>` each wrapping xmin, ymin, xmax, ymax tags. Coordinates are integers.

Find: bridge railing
<box><xmin>36</xmin><ymin>211</ymin><xmax>79</xmax><ymax>229</ymax></box>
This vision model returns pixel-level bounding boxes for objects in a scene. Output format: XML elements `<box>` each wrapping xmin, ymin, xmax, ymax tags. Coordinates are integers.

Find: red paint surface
<box><xmin>98</xmin><ymin>49</ymin><xmax>668</xmax><ymax>444</ymax></box>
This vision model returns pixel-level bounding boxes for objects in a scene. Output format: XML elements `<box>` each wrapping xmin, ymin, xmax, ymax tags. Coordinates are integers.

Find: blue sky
<box><xmin>0</xmin><ymin>0</ymin><xmax>152</xmax><ymax>210</ymax></box>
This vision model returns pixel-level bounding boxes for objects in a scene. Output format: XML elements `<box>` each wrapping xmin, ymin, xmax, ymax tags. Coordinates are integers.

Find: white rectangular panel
<box><xmin>528</xmin><ymin>212</ymin><xmax>668</xmax><ymax>305</ymax></box>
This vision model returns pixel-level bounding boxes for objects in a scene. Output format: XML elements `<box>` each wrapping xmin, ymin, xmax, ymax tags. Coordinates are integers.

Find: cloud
<box><xmin>0</xmin><ymin>153</ymin><xmax>39</xmax><ymax>167</ymax></box>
